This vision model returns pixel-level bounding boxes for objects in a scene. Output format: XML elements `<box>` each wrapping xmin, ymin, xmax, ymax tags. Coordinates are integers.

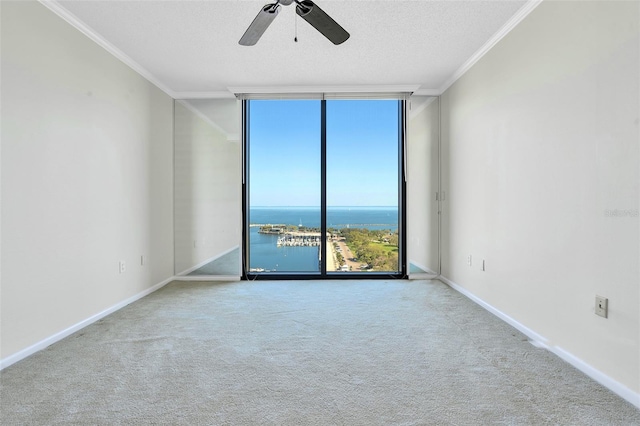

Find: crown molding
<box><xmin>412</xmin><ymin>89</ymin><xmax>441</xmax><ymax>97</ymax></box>
<box><xmin>438</xmin><ymin>0</ymin><xmax>543</xmax><ymax>94</ymax></box>
<box><xmin>173</xmin><ymin>91</ymin><xmax>237</xmax><ymax>100</ymax></box>
<box><xmin>38</xmin><ymin>0</ymin><xmax>542</xmax><ymax>100</ymax></box>
<box><xmin>227</xmin><ymin>85</ymin><xmax>421</xmax><ymax>95</ymax></box>
<box><xmin>409</xmin><ymin>96</ymin><xmax>437</xmax><ymax>120</ymax></box>
<box><xmin>38</xmin><ymin>0</ymin><xmax>177</xmax><ymax>98</ymax></box>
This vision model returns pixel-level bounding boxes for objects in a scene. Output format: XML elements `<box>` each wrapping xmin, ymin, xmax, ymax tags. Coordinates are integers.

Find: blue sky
<box><xmin>249</xmin><ymin>99</ymin><xmax>399</xmax><ymax>207</ymax></box>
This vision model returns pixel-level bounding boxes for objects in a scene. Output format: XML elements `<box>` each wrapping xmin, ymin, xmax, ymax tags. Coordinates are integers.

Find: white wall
<box><xmin>407</xmin><ymin>96</ymin><xmax>440</xmax><ymax>275</ymax></box>
<box><xmin>441</xmin><ymin>0</ymin><xmax>639</xmax><ymax>398</ymax></box>
<box><xmin>173</xmin><ymin>101</ymin><xmax>241</xmax><ymax>275</ymax></box>
<box><xmin>1</xmin><ymin>1</ymin><xmax>174</xmax><ymax>361</ymax></box>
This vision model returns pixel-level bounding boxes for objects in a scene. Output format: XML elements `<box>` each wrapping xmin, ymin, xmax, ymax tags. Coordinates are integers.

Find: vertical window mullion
<box><xmin>242</xmin><ymin>99</ymin><xmax>250</xmax><ymax>279</ymax></box>
<box><xmin>399</xmin><ymin>99</ymin><xmax>408</xmax><ymax>277</ymax></box>
<box><xmin>320</xmin><ymin>100</ymin><xmax>327</xmax><ymax>276</ymax></box>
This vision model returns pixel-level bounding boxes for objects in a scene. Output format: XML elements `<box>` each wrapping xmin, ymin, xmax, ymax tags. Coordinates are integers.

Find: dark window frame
<box><xmin>242</xmin><ymin>98</ymin><xmax>407</xmax><ymax>280</ymax></box>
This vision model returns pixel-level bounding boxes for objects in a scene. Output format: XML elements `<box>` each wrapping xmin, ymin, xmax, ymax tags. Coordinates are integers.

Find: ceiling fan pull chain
<box><xmin>294</xmin><ymin>12</ymin><xmax>298</xmax><ymax>42</ymax></box>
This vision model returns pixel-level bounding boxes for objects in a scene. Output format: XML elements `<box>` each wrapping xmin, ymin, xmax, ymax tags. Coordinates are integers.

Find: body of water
<box><xmin>249</xmin><ymin>206</ymin><xmax>398</xmax><ymax>272</ymax></box>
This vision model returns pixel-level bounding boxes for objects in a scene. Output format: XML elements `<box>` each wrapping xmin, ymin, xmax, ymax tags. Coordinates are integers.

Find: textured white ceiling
<box><xmin>52</xmin><ymin>0</ymin><xmax>531</xmax><ymax>97</ymax></box>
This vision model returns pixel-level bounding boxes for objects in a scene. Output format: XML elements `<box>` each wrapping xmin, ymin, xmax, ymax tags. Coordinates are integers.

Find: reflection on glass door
<box><xmin>245</xmin><ymin>98</ymin><xmax>403</xmax><ymax>277</ymax></box>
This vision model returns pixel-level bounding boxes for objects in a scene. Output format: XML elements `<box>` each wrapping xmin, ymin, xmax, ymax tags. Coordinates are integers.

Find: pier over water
<box><xmin>277</xmin><ymin>232</ymin><xmax>322</xmax><ymax>247</ymax></box>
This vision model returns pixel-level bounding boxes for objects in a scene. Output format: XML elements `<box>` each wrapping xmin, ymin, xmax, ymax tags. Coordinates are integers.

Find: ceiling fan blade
<box><xmin>239</xmin><ymin>3</ymin><xmax>281</xmax><ymax>46</ymax></box>
<box><xmin>295</xmin><ymin>0</ymin><xmax>349</xmax><ymax>45</ymax></box>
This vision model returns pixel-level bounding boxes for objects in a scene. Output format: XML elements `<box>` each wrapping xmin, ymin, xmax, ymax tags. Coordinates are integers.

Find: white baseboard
<box><xmin>438</xmin><ymin>276</ymin><xmax>549</xmax><ymax>346</ymax></box>
<box><xmin>438</xmin><ymin>276</ymin><xmax>640</xmax><ymax>410</ymax></box>
<box><xmin>549</xmin><ymin>346</ymin><xmax>640</xmax><ymax>409</ymax></box>
<box><xmin>0</xmin><ymin>276</ymin><xmax>175</xmax><ymax>370</ymax></box>
<box><xmin>176</xmin><ymin>245</ymin><xmax>240</xmax><ymax>277</ymax></box>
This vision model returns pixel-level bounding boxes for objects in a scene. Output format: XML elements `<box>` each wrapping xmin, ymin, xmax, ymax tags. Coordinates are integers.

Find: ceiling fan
<box><xmin>239</xmin><ymin>0</ymin><xmax>350</xmax><ymax>46</ymax></box>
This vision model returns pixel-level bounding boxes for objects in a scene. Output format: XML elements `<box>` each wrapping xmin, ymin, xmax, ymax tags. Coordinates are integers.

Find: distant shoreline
<box><xmin>250</xmin><ymin>223</ymin><xmax>397</xmax><ymax>228</ymax></box>
<box><xmin>251</xmin><ymin>206</ymin><xmax>398</xmax><ymax>209</ymax></box>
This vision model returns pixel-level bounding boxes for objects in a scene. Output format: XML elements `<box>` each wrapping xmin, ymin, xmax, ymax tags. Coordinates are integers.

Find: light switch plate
<box><xmin>595</xmin><ymin>296</ymin><xmax>608</xmax><ymax>318</ymax></box>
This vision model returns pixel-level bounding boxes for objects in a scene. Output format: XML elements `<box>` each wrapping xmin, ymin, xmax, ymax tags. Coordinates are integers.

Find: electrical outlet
<box><xmin>595</xmin><ymin>296</ymin><xmax>608</xmax><ymax>318</ymax></box>
<box><xmin>467</xmin><ymin>255</ymin><xmax>472</xmax><ymax>266</ymax></box>
<box><xmin>119</xmin><ymin>261</ymin><xmax>126</xmax><ymax>274</ymax></box>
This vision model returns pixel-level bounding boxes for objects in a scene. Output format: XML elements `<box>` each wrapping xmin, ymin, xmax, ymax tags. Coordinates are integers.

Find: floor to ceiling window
<box><xmin>243</xmin><ymin>97</ymin><xmax>406</xmax><ymax>279</ymax></box>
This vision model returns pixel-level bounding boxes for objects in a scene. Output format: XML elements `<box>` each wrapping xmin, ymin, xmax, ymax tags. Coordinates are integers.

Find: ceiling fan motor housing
<box><xmin>239</xmin><ymin>0</ymin><xmax>349</xmax><ymax>46</ymax></box>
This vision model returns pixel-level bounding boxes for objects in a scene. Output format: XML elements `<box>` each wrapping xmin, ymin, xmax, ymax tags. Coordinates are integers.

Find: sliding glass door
<box><xmin>325</xmin><ymin>100</ymin><xmax>401</xmax><ymax>274</ymax></box>
<box><xmin>244</xmin><ymin>98</ymin><xmax>405</xmax><ymax>279</ymax></box>
<box><xmin>246</xmin><ymin>100</ymin><xmax>321</xmax><ymax>273</ymax></box>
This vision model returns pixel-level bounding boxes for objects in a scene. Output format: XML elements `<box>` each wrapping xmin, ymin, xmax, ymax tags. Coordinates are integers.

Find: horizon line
<box><xmin>251</xmin><ymin>205</ymin><xmax>398</xmax><ymax>208</ymax></box>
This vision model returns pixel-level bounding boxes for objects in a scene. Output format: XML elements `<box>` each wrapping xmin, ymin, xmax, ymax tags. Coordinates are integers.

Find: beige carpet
<box><xmin>1</xmin><ymin>280</ymin><xmax>638</xmax><ymax>425</ymax></box>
